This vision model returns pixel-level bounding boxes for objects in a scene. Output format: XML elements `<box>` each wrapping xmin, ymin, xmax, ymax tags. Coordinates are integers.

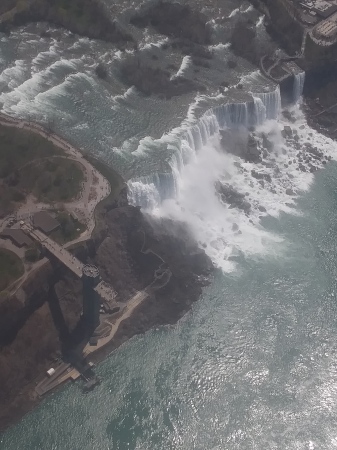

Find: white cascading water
<box><xmin>127</xmin><ymin>79</ymin><xmax>337</xmax><ymax>271</ymax></box>
<box><xmin>128</xmin><ymin>87</ymin><xmax>282</xmax><ymax>209</ymax></box>
<box><xmin>293</xmin><ymin>72</ymin><xmax>305</xmax><ymax>103</ymax></box>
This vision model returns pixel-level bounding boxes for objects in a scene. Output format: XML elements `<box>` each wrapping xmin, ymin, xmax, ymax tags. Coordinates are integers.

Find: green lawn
<box><xmin>0</xmin><ymin>124</ymin><xmax>63</xmax><ymax>175</ymax></box>
<box><xmin>0</xmin><ymin>248</ymin><xmax>24</xmax><ymax>292</ymax></box>
<box><xmin>0</xmin><ymin>124</ymin><xmax>84</xmax><ymax>217</ymax></box>
<box><xmin>28</xmin><ymin>157</ymin><xmax>84</xmax><ymax>204</ymax></box>
<box><xmin>0</xmin><ymin>124</ymin><xmax>64</xmax><ymax>217</ymax></box>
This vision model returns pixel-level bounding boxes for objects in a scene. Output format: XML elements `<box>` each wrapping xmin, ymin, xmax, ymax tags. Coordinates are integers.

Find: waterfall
<box><xmin>127</xmin><ymin>172</ymin><xmax>177</xmax><ymax>210</ymax></box>
<box><xmin>293</xmin><ymin>72</ymin><xmax>305</xmax><ymax>103</ymax></box>
<box><xmin>127</xmin><ymin>86</ymin><xmax>282</xmax><ymax>209</ymax></box>
<box><xmin>253</xmin><ymin>88</ymin><xmax>281</xmax><ymax>121</ymax></box>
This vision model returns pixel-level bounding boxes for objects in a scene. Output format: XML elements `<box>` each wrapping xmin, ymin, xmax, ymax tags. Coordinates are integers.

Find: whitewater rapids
<box><xmin>128</xmin><ymin>83</ymin><xmax>337</xmax><ymax>271</ymax></box>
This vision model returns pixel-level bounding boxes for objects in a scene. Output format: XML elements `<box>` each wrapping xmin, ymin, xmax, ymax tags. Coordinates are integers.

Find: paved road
<box><xmin>83</xmin><ymin>290</ymin><xmax>148</xmax><ymax>358</ymax></box>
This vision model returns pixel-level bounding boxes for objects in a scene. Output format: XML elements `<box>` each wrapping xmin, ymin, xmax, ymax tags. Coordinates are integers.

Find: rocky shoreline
<box><xmin>0</xmin><ymin>186</ymin><xmax>213</xmax><ymax>432</ymax></box>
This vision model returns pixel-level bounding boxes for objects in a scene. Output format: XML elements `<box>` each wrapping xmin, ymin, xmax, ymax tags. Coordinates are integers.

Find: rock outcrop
<box><xmin>215</xmin><ymin>182</ymin><xmax>251</xmax><ymax>214</ymax></box>
<box><xmin>220</xmin><ymin>128</ymin><xmax>262</xmax><ymax>163</ymax></box>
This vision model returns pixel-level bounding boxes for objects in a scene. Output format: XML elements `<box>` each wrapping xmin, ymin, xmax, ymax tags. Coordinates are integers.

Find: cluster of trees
<box><xmin>2</xmin><ymin>0</ymin><xmax>134</xmax><ymax>45</ymax></box>
<box><xmin>130</xmin><ymin>1</ymin><xmax>211</xmax><ymax>45</ymax></box>
<box><xmin>0</xmin><ymin>122</ymin><xmax>83</xmax><ymax>214</ymax></box>
<box><xmin>25</xmin><ymin>245</ymin><xmax>40</xmax><ymax>263</ymax></box>
<box><xmin>58</xmin><ymin>212</ymin><xmax>77</xmax><ymax>239</ymax></box>
<box><xmin>0</xmin><ymin>249</ymin><xmax>23</xmax><ymax>292</ymax></box>
<box><xmin>31</xmin><ymin>158</ymin><xmax>83</xmax><ymax>203</ymax></box>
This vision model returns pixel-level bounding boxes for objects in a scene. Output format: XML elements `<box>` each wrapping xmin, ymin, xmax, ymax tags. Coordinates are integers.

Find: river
<box><xmin>1</xmin><ymin>1</ymin><xmax>337</xmax><ymax>449</ymax></box>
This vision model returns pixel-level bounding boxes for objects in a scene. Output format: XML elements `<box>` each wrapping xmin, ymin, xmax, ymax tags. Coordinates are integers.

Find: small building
<box><xmin>299</xmin><ymin>0</ymin><xmax>337</xmax><ymax>18</ymax></box>
<box><xmin>32</xmin><ymin>211</ymin><xmax>60</xmax><ymax>234</ymax></box>
<box><xmin>1</xmin><ymin>228</ymin><xmax>33</xmax><ymax>248</ymax></box>
<box><xmin>46</xmin><ymin>368</ymin><xmax>55</xmax><ymax>377</ymax></box>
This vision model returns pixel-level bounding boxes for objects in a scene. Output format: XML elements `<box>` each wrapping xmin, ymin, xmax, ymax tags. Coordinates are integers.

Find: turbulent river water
<box><xmin>2</xmin><ymin>1</ymin><xmax>337</xmax><ymax>448</ymax></box>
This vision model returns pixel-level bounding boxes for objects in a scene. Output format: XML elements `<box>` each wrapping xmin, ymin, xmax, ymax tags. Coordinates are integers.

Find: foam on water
<box><xmin>111</xmin><ymin>86</ymin><xmax>136</xmax><ymax>110</ymax></box>
<box><xmin>228</xmin><ymin>8</ymin><xmax>239</xmax><ymax>18</ymax></box>
<box><xmin>128</xmin><ymin>88</ymin><xmax>337</xmax><ymax>271</ymax></box>
<box><xmin>0</xmin><ymin>30</ymin><xmax>329</xmax><ymax>273</ymax></box>
<box><xmin>138</xmin><ymin>35</ymin><xmax>169</xmax><ymax>50</ymax></box>
<box><xmin>256</xmin><ymin>15</ymin><xmax>264</xmax><ymax>28</ymax></box>
<box><xmin>0</xmin><ymin>57</ymin><xmax>84</xmax><ymax>115</ymax></box>
<box><xmin>0</xmin><ymin>60</ymin><xmax>28</xmax><ymax>90</ymax></box>
<box><xmin>153</xmin><ymin>137</ymin><xmax>285</xmax><ymax>272</ymax></box>
<box><xmin>31</xmin><ymin>42</ymin><xmax>60</xmax><ymax>73</ymax></box>
<box><xmin>171</xmin><ymin>56</ymin><xmax>192</xmax><ymax>79</ymax></box>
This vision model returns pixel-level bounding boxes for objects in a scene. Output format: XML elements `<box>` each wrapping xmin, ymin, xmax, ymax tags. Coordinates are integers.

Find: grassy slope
<box><xmin>0</xmin><ymin>248</ymin><xmax>24</xmax><ymax>292</ymax></box>
<box><xmin>0</xmin><ymin>125</ymin><xmax>84</xmax><ymax>217</ymax></box>
<box><xmin>25</xmin><ymin>157</ymin><xmax>84</xmax><ymax>204</ymax></box>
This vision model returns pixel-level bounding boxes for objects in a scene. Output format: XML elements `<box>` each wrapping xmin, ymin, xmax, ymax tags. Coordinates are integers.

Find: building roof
<box><xmin>299</xmin><ymin>0</ymin><xmax>337</xmax><ymax>18</ymax></box>
<box><xmin>315</xmin><ymin>12</ymin><xmax>337</xmax><ymax>37</ymax></box>
<box><xmin>32</xmin><ymin>211</ymin><xmax>60</xmax><ymax>234</ymax></box>
<box><xmin>1</xmin><ymin>228</ymin><xmax>33</xmax><ymax>247</ymax></box>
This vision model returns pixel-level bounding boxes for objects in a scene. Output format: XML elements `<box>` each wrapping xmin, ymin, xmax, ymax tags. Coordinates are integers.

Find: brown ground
<box><xmin>0</xmin><ymin>191</ymin><xmax>213</xmax><ymax>432</ymax></box>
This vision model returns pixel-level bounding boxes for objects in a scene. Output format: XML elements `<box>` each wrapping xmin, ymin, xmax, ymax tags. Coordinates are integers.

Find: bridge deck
<box><xmin>22</xmin><ymin>224</ymin><xmax>84</xmax><ymax>277</ymax></box>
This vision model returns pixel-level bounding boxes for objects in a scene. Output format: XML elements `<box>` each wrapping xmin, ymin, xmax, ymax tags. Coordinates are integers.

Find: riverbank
<box><xmin>0</xmin><ymin>117</ymin><xmax>213</xmax><ymax>432</ymax></box>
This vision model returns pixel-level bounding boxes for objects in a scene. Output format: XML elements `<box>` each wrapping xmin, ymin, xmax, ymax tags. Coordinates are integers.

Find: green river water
<box><xmin>2</xmin><ymin>163</ymin><xmax>337</xmax><ymax>449</ymax></box>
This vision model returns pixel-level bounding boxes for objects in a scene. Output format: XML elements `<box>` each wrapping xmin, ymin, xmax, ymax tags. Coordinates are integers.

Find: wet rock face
<box><xmin>262</xmin><ymin>133</ymin><xmax>274</xmax><ymax>152</ymax></box>
<box><xmin>130</xmin><ymin>1</ymin><xmax>211</xmax><ymax>45</ymax></box>
<box><xmin>215</xmin><ymin>182</ymin><xmax>251</xmax><ymax>214</ymax></box>
<box><xmin>251</xmin><ymin>170</ymin><xmax>272</xmax><ymax>183</ymax></box>
<box><xmin>279</xmin><ymin>124</ymin><xmax>331</xmax><ymax>171</ymax></box>
<box><xmin>220</xmin><ymin>129</ymin><xmax>262</xmax><ymax>163</ymax></box>
<box><xmin>281</xmin><ymin>125</ymin><xmax>293</xmax><ymax>139</ymax></box>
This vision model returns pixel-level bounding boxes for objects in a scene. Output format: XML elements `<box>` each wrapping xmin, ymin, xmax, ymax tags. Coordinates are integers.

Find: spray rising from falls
<box><xmin>128</xmin><ymin>87</ymin><xmax>282</xmax><ymax>209</ymax></box>
<box><xmin>127</xmin><ymin>79</ymin><xmax>336</xmax><ymax>271</ymax></box>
